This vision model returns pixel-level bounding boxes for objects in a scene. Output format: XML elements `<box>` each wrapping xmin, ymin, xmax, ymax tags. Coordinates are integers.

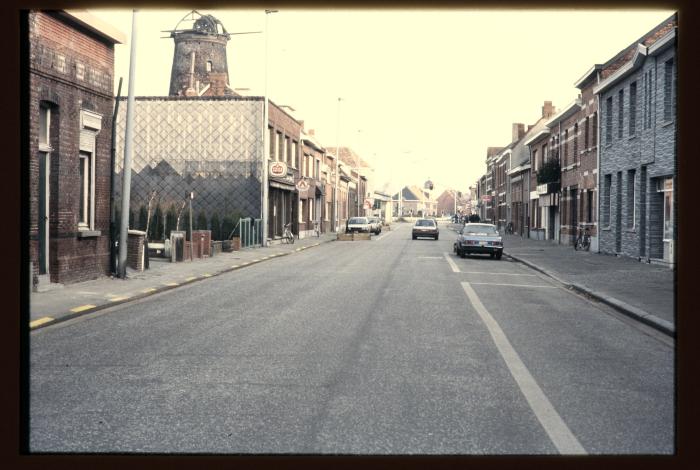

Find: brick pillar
<box><xmin>127</xmin><ymin>230</ymin><xmax>146</xmax><ymax>271</ymax></box>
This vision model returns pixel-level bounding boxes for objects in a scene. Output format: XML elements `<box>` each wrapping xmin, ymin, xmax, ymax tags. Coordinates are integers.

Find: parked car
<box><xmin>454</xmin><ymin>223</ymin><xmax>503</xmax><ymax>260</ymax></box>
<box><xmin>367</xmin><ymin>216</ymin><xmax>382</xmax><ymax>235</ymax></box>
<box><xmin>412</xmin><ymin>218</ymin><xmax>439</xmax><ymax>240</ymax></box>
<box><xmin>346</xmin><ymin>217</ymin><xmax>371</xmax><ymax>233</ymax></box>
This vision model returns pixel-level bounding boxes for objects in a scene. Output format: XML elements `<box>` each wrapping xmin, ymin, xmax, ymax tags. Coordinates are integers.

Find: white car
<box><xmin>367</xmin><ymin>217</ymin><xmax>382</xmax><ymax>235</ymax></box>
<box><xmin>346</xmin><ymin>217</ymin><xmax>371</xmax><ymax>233</ymax></box>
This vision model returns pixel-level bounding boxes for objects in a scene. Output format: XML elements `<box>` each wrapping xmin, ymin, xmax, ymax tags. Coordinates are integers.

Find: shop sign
<box><xmin>481</xmin><ymin>195</ymin><xmax>492</xmax><ymax>202</ymax></box>
<box><xmin>269</xmin><ymin>161</ymin><xmax>288</xmax><ymax>178</ymax></box>
<box><xmin>296</xmin><ymin>178</ymin><xmax>310</xmax><ymax>192</ymax></box>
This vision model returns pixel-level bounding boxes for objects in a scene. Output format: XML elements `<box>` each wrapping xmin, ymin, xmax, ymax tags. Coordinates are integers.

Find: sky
<box><xmin>89</xmin><ymin>7</ymin><xmax>675</xmax><ymax>195</ymax></box>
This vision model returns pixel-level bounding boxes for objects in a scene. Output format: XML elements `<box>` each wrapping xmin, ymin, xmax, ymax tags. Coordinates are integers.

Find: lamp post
<box><xmin>261</xmin><ymin>9</ymin><xmax>277</xmax><ymax>247</ymax></box>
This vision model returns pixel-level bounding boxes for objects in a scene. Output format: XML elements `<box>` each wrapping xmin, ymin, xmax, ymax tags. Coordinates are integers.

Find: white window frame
<box><xmin>78</xmin><ymin>151</ymin><xmax>95</xmax><ymax>230</ymax></box>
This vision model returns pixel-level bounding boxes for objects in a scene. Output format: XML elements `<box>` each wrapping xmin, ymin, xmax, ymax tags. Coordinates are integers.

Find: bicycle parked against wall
<box><xmin>574</xmin><ymin>225</ymin><xmax>591</xmax><ymax>251</ymax></box>
<box><xmin>283</xmin><ymin>223</ymin><xmax>295</xmax><ymax>244</ymax></box>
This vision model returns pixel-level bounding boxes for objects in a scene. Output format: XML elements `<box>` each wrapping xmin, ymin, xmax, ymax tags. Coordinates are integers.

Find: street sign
<box><xmin>481</xmin><ymin>195</ymin><xmax>492</xmax><ymax>202</ymax></box>
<box><xmin>363</xmin><ymin>199</ymin><xmax>372</xmax><ymax>210</ymax></box>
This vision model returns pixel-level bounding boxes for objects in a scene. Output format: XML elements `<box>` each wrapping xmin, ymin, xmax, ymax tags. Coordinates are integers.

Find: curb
<box><xmin>504</xmin><ymin>251</ymin><xmax>675</xmax><ymax>338</ymax></box>
<box><xmin>30</xmin><ymin>238</ymin><xmax>333</xmax><ymax>331</ymax></box>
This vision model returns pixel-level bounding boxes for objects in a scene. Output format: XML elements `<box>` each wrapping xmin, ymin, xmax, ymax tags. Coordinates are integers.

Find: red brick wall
<box><xmin>28</xmin><ymin>11</ymin><xmax>117</xmax><ymax>285</ymax></box>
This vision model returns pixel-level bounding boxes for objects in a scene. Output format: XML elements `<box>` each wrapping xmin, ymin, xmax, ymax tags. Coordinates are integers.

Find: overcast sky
<box><xmin>90</xmin><ymin>8</ymin><xmax>675</xmax><ymax>195</ymax></box>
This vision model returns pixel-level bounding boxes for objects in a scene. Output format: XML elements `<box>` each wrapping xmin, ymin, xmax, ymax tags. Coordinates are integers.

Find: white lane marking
<box><xmin>461</xmin><ymin>271</ymin><xmax>537</xmax><ymax>277</ymax></box>
<box><xmin>443</xmin><ymin>252</ymin><xmax>460</xmax><ymax>273</ymax></box>
<box><xmin>373</xmin><ymin>229</ymin><xmax>396</xmax><ymax>241</ymax></box>
<box><xmin>469</xmin><ymin>282</ymin><xmax>558</xmax><ymax>289</ymax></box>
<box><xmin>418</xmin><ymin>256</ymin><xmax>443</xmax><ymax>259</ymax></box>
<box><xmin>461</xmin><ymin>282</ymin><xmax>587</xmax><ymax>455</ymax></box>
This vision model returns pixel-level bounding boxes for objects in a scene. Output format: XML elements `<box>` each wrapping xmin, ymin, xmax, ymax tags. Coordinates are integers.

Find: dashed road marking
<box><xmin>443</xmin><ymin>252</ymin><xmax>460</xmax><ymax>272</ymax></box>
<box><xmin>142</xmin><ymin>288</ymin><xmax>157</xmax><ymax>293</ymax></box>
<box><xmin>164</xmin><ymin>282</ymin><xmax>179</xmax><ymax>287</ymax></box>
<box><xmin>30</xmin><ymin>317</ymin><xmax>54</xmax><ymax>328</ymax></box>
<box><xmin>203</xmin><ymin>273</ymin><xmax>212</xmax><ymax>277</ymax></box>
<box><xmin>461</xmin><ymin>271</ymin><xmax>537</xmax><ymax>277</ymax></box>
<box><xmin>461</xmin><ymin>281</ymin><xmax>586</xmax><ymax>455</ymax></box>
<box><xmin>231</xmin><ymin>265</ymin><xmax>239</xmax><ymax>268</ymax></box>
<box><xmin>109</xmin><ymin>296</ymin><xmax>129</xmax><ymax>302</ymax></box>
<box><xmin>185</xmin><ymin>277</ymin><xmax>197</xmax><ymax>282</ymax></box>
<box><xmin>469</xmin><ymin>282</ymin><xmax>558</xmax><ymax>288</ymax></box>
<box><xmin>70</xmin><ymin>305</ymin><xmax>96</xmax><ymax>313</ymax></box>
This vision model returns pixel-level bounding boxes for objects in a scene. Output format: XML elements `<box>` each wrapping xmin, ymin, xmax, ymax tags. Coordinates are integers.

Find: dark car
<box><xmin>412</xmin><ymin>218</ymin><xmax>439</xmax><ymax>240</ymax></box>
<box><xmin>454</xmin><ymin>223</ymin><xmax>503</xmax><ymax>259</ymax></box>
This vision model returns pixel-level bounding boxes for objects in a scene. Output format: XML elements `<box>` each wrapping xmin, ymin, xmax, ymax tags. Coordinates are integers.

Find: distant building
<box><xmin>28</xmin><ymin>11</ymin><xmax>124</xmax><ymax>289</ymax></box>
<box><xmin>595</xmin><ymin>14</ymin><xmax>677</xmax><ymax>264</ymax></box>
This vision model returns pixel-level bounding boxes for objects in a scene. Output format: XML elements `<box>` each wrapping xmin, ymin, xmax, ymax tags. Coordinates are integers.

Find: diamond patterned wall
<box><xmin>114</xmin><ymin>98</ymin><xmax>264</xmax><ymax>224</ymax></box>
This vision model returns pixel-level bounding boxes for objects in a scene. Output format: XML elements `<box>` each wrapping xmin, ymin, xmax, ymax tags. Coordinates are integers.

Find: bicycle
<box><xmin>313</xmin><ymin>221</ymin><xmax>320</xmax><ymax>238</ymax></box>
<box><xmin>574</xmin><ymin>225</ymin><xmax>591</xmax><ymax>251</ymax></box>
<box><xmin>283</xmin><ymin>223</ymin><xmax>295</xmax><ymax>244</ymax></box>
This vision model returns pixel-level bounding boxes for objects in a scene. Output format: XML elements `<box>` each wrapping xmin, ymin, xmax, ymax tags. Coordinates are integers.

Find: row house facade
<box><xmin>521</xmin><ymin>101</ymin><xmax>559</xmax><ymax>241</ymax></box>
<box><xmin>595</xmin><ymin>15</ymin><xmax>677</xmax><ymax>264</ymax></box>
<box><xmin>473</xmin><ymin>14</ymin><xmax>676</xmax><ymax>267</ymax></box>
<box><xmin>28</xmin><ymin>11</ymin><xmax>125</xmax><ymax>289</ymax></box>
<box><xmin>300</xmin><ymin>129</ymin><xmax>327</xmax><ymax>237</ymax></box>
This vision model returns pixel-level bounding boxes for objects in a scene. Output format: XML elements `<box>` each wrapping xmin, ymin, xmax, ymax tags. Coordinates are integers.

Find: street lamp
<box><xmin>261</xmin><ymin>8</ymin><xmax>277</xmax><ymax>247</ymax></box>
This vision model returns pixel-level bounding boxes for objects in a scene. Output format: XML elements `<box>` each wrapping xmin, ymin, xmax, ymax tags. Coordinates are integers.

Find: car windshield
<box><xmin>416</xmin><ymin>219</ymin><xmax>435</xmax><ymax>227</ymax></box>
<box><xmin>348</xmin><ymin>218</ymin><xmax>368</xmax><ymax>224</ymax></box>
<box><xmin>463</xmin><ymin>224</ymin><xmax>497</xmax><ymax>235</ymax></box>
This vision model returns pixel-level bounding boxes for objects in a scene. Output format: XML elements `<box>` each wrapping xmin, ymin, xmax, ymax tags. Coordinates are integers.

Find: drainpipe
<box><xmin>595</xmin><ymin>75</ymin><xmax>601</xmax><ymax>253</ymax></box>
<box><xmin>109</xmin><ymin>77</ymin><xmax>123</xmax><ymax>275</ymax></box>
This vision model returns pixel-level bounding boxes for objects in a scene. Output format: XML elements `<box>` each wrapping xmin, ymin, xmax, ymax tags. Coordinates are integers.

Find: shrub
<box><xmin>137</xmin><ymin>205</ymin><xmax>148</xmax><ymax>231</ymax></box>
<box><xmin>196</xmin><ymin>211</ymin><xmax>208</xmax><ymax>231</ymax></box>
<box><xmin>537</xmin><ymin>158</ymin><xmax>561</xmax><ymax>185</ymax></box>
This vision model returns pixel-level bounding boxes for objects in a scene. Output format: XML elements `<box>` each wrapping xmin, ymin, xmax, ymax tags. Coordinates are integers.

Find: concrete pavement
<box><xmin>29</xmin><ymin>232</ymin><xmax>338</xmax><ymax>330</ymax></box>
<box><xmin>446</xmin><ymin>223</ymin><xmax>674</xmax><ymax>337</ymax></box>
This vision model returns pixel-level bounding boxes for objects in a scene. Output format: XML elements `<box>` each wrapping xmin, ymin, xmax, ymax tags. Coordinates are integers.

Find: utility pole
<box><xmin>118</xmin><ymin>10</ymin><xmax>138</xmax><ymax>279</ymax></box>
<box><xmin>188</xmin><ymin>191</ymin><xmax>194</xmax><ymax>261</ymax></box>
<box><xmin>335</xmin><ymin>97</ymin><xmax>342</xmax><ymax>232</ymax></box>
<box><xmin>261</xmin><ymin>9</ymin><xmax>277</xmax><ymax>247</ymax></box>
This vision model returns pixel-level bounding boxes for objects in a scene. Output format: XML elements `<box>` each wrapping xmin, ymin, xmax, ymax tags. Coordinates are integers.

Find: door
<box><xmin>38</xmin><ymin>152</ymin><xmax>49</xmax><ymax>275</ymax></box>
<box><xmin>570</xmin><ymin>188</ymin><xmax>578</xmax><ymax>245</ymax></box>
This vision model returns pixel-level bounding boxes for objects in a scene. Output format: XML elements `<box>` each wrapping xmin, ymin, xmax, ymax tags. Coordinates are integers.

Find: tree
<box><xmin>210</xmin><ymin>213</ymin><xmax>221</xmax><ymax>240</ymax></box>
<box><xmin>196</xmin><ymin>211</ymin><xmax>208</xmax><ymax>231</ymax></box>
<box><xmin>165</xmin><ymin>204</ymin><xmax>178</xmax><ymax>239</ymax></box>
<box><xmin>137</xmin><ymin>205</ymin><xmax>147</xmax><ymax>231</ymax></box>
<box><xmin>149</xmin><ymin>204</ymin><xmax>164</xmax><ymax>241</ymax></box>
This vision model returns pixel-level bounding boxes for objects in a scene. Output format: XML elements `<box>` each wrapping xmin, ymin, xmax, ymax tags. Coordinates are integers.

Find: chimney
<box><xmin>512</xmin><ymin>123</ymin><xmax>525</xmax><ymax>142</ymax></box>
<box><xmin>542</xmin><ymin>101</ymin><xmax>555</xmax><ymax>118</ymax></box>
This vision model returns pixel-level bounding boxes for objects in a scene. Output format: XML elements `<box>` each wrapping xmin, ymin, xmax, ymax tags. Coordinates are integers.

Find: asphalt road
<box><xmin>29</xmin><ymin>222</ymin><xmax>674</xmax><ymax>454</ymax></box>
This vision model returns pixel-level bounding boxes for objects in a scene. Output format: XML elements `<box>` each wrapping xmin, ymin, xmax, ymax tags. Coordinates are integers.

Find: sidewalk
<box><xmin>29</xmin><ymin>232</ymin><xmax>338</xmax><ymax>330</ymax></box>
<box><xmin>447</xmin><ymin>224</ymin><xmax>675</xmax><ymax>337</ymax></box>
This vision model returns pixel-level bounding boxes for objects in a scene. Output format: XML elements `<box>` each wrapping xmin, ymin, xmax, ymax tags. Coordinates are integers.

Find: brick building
<box><xmin>300</xmin><ymin>129</ymin><xmax>327</xmax><ymax>237</ymax></box>
<box><xmin>28</xmin><ymin>11</ymin><xmax>124</xmax><ymax>289</ymax></box>
<box><xmin>522</xmin><ymin>102</ymin><xmax>557</xmax><ymax>240</ymax></box>
<box><xmin>553</xmin><ymin>70</ymin><xmax>600</xmax><ymax>249</ymax></box>
<box><xmin>595</xmin><ymin>14</ymin><xmax>677</xmax><ymax>264</ymax></box>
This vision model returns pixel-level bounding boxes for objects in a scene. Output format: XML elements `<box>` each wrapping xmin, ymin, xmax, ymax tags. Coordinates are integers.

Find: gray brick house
<box><xmin>595</xmin><ymin>14</ymin><xmax>676</xmax><ymax>265</ymax></box>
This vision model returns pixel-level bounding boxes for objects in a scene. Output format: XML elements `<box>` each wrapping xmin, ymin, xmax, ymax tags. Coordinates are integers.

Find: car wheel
<box><xmin>490</xmin><ymin>252</ymin><xmax>495</xmax><ymax>259</ymax></box>
<box><xmin>412</xmin><ymin>235</ymin><xmax>417</xmax><ymax>240</ymax></box>
<box><xmin>495</xmin><ymin>251</ymin><xmax>502</xmax><ymax>260</ymax></box>
<box><xmin>435</xmin><ymin>235</ymin><xmax>439</xmax><ymax>240</ymax></box>
<box><xmin>459</xmin><ymin>250</ymin><xmax>465</xmax><ymax>258</ymax></box>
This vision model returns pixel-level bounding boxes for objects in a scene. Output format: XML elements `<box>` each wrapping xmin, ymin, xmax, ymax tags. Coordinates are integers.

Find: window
<box><xmin>587</xmin><ymin>190</ymin><xmax>594</xmax><ymax>223</ymax></box>
<box><xmin>618</xmin><ymin>89</ymin><xmax>624</xmax><ymax>139</ymax></box>
<box><xmin>644</xmin><ymin>69</ymin><xmax>653</xmax><ymax>129</ymax></box>
<box><xmin>532</xmin><ymin>149</ymin><xmax>538</xmax><ymax>171</ymax></box>
<box><xmin>78</xmin><ymin>151</ymin><xmax>94</xmax><ymax>229</ymax></box>
<box><xmin>564</xmin><ymin>129</ymin><xmax>568</xmax><ymax>165</ymax></box>
<box><xmin>573</xmin><ymin>123</ymin><xmax>578</xmax><ymax>163</ymax></box>
<box><xmin>326</xmin><ymin>202</ymin><xmax>330</xmax><ymax>221</ymax></box>
<box><xmin>657</xmin><ymin>177</ymin><xmax>673</xmax><ymax>241</ymax></box>
<box><xmin>606</xmin><ymin>97</ymin><xmax>613</xmax><ymax>145</ymax></box>
<box><xmin>629</xmin><ymin>81</ymin><xmax>637</xmax><ymax>135</ymax></box>
<box><xmin>664</xmin><ymin>59</ymin><xmax>674</xmax><ymax>122</ymax></box>
<box><xmin>602</xmin><ymin>174</ymin><xmax>612</xmax><ymax>226</ymax></box>
<box><xmin>584</xmin><ymin>117</ymin><xmax>589</xmax><ymax>149</ymax></box>
<box><xmin>292</xmin><ymin>141</ymin><xmax>298</xmax><ymax>168</ymax></box>
<box><xmin>206</xmin><ymin>61</ymin><xmax>212</xmax><ymax>72</ymax></box>
<box><xmin>282</xmin><ymin>136</ymin><xmax>288</xmax><ymax>164</ymax></box>
<box><xmin>315</xmin><ymin>158</ymin><xmax>320</xmax><ymax>180</ymax></box>
<box><xmin>39</xmin><ymin>105</ymin><xmax>51</xmax><ymax>150</ymax></box>
<box><xmin>627</xmin><ymin>169</ymin><xmax>636</xmax><ymax>228</ymax></box>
